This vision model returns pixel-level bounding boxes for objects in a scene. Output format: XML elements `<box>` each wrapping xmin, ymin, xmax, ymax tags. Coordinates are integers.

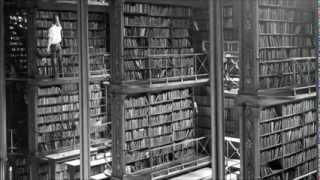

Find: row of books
<box><xmin>259</xmin><ymin>36</ymin><xmax>313</xmax><ymax>48</ymax></box>
<box><xmin>260</xmin><ymin>118</ymin><xmax>282</xmax><ymax>135</ymax></box>
<box><xmin>125</xmin><ymin>142</ymin><xmax>196</xmax><ymax>173</ymax></box>
<box><xmin>38</xmin><ymin>103</ymin><xmax>80</xmax><ymax>115</ymax></box>
<box><xmin>149</xmin><ymin>124</ymin><xmax>172</xmax><ymax>137</ymax></box>
<box><xmin>259</xmin><ymin>0</ymin><xmax>313</xmax><ymax>9</ymax></box>
<box><xmin>260</xmin><ymin>74</ymin><xmax>315</xmax><ymax>89</ymax></box>
<box><xmin>124</xmin><ymin>89</ymin><xmax>191</xmax><ymax>107</ymax></box>
<box><xmin>283</xmin><ymin>147</ymin><xmax>317</xmax><ymax>169</ymax></box>
<box><xmin>259</xmin><ymin>48</ymin><xmax>315</xmax><ymax>60</ymax></box>
<box><xmin>259</xmin><ymin>8</ymin><xmax>313</xmax><ymax>22</ymax></box>
<box><xmin>38</xmin><ymin>112</ymin><xmax>79</xmax><ymax>124</ymax></box>
<box><xmin>259</xmin><ymin>76</ymin><xmax>294</xmax><ymax>89</ymax></box>
<box><xmin>259</xmin><ymin>22</ymin><xmax>313</xmax><ymax>34</ymax></box>
<box><xmin>125</xmin><ymin>109</ymin><xmax>193</xmax><ymax>130</ymax></box>
<box><xmin>260</xmin><ymin>133</ymin><xmax>281</xmax><ymax>148</ymax></box>
<box><xmin>38</xmin><ymin>94</ymin><xmax>79</xmax><ymax>106</ymax></box>
<box><xmin>37</xmin><ymin>121</ymin><xmax>78</xmax><ymax>133</ymax></box>
<box><xmin>124</xmin><ymin>3</ymin><xmax>192</xmax><ymax>17</ymax></box>
<box><xmin>124</xmin><ymin>38</ymin><xmax>148</xmax><ymax>48</ymax></box>
<box><xmin>260</xmin><ymin>146</ymin><xmax>282</xmax><ymax>163</ymax></box>
<box><xmin>36</xmin><ymin>11</ymin><xmax>76</xmax><ymax>20</ymax></box>
<box><xmin>260</xmin><ymin>107</ymin><xmax>278</xmax><ymax>120</ymax></box>
<box><xmin>124</xmin><ymin>16</ymin><xmax>191</xmax><ymax>28</ymax></box>
<box><xmin>124</xmin><ymin>28</ymin><xmax>190</xmax><ymax>38</ymax></box>
<box><xmin>259</xmin><ymin>61</ymin><xmax>292</xmax><ymax>76</ymax></box>
<box><xmin>38</xmin><ymin>137</ymin><xmax>79</xmax><ymax>153</ymax></box>
<box><xmin>123</xmin><ymin>48</ymin><xmax>195</xmax><ymax>58</ymax></box>
<box><xmin>38</xmin><ymin>84</ymin><xmax>78</xmax><ymax>96</ymax></box>
<box><xmin>126</xmin><ymin>128</ymin><xmax>148</xmax><ymax>141</ymax></box>
<box><xmin>283</xmin><ymin>159</ymin><xmax>317</xmax><ymax>180</ymax></box>
<box><xmin>281</xmin><ymin>99</ymin><xmax>315</xmax><ymax>115</ymax></box>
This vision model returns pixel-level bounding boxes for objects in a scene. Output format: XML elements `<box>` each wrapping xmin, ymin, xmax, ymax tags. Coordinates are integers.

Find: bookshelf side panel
<box><xmin>239</xmin><ymin>104</ymin><xmax>260</xmax><ymax>179</ymax></box>
<box><xmin>239</xmin><ymin>0</ymin><xmax>259</xmax><ymax>95</ymax></box>
<box><xmin>110</xmin><ymin>0</ymin><xmax>124</xmax><ymax>84</ymax></box>
<box><xmin>111</xmin><ymin>92</ymin><xmax>126</xmax><ymax>178</ymax></box>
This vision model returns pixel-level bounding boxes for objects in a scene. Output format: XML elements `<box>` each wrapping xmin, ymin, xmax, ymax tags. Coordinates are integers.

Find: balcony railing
<box><xmin>259</xmin><ymin>57</ymin><xmax>317</xmax><ymax>94</ymax></box>
<box><xmin>146</xmin><ymin>53</ymin><xmax>209</xmax><ymax>85</ymax></box>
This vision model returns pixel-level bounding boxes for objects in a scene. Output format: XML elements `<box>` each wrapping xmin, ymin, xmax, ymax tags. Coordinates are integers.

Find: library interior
<box><xmin>0</xmin><ymin>0</ymin><xmax>319</xmax><ymax>179</ymax></box>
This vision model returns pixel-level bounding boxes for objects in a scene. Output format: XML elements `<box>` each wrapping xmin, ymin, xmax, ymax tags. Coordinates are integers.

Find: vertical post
<box><xmin>77</xmin><ymin>0</ymin><xmax>90</xmax><ymax>179</ymax></box>
<box><xmin>209</xmin><ymin>0</ymin><xmax>224</xmax><ymax>179</ymax></box>
<box><xmin>0</xmin><ymin>0</ymin><xmax>7</xmax><ymax>179</ymax></box>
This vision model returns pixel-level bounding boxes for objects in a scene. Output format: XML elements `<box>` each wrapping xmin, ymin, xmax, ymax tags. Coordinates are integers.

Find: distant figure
<box><xmin>47</xmin><ymin>14</ymin><xmax>62</xmax><ymax>78</ymax></box>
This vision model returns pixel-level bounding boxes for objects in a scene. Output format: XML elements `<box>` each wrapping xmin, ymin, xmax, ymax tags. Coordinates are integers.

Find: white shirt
<box><xmin>48</xmin><ymin>25</ymin><xmax>62</xmax><ymax>44</ymax></box>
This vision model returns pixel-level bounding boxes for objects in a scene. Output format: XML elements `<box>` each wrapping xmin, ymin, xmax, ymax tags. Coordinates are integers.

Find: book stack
<box><xmin>88</xmin><ymin>12</ymin><xmax>110</xmax><ymax>77</ymax></box>
<box><xmin>258</xmin><ymin>0</ymin><xmax>316</xmax><ymax>91</ymax></box>
<box><xmin>122</xmin><ymin>2</ymin><xmax>202</xmax><ymax>82</ymax></box>
<box><xmin>123</xmin><ymin>88</ymin><xmax>196</xmax><ymax>173</ymax></box>
<box><xmin>239</xmin><ymin>0</ymin><xmax>318</xmax><ymax>179</ymax></box>
<box><xmin>259</xmin><ymin>97</ymin><xmax>317</xmax><ymax>179</ymax></box>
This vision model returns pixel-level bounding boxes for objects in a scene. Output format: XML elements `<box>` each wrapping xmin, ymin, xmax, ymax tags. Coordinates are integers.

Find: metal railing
<box><xmin>150</xmin><ymin>137</ymin><xmax>210</xmax><ymax>180</ymax></box>
<box><xmin>225</xmin><ymin>137</ymin><xmax>240</xmax><ymax>180</ymax></box>
<box><xmin>259</xmin><ymin>57</ymin><xmax>317</xmax><ymax>92</ymax></box>
<box><xmin>147</xmin><ymin>53</ymin><xmax>209</xmax><ymax>85</ymax></box>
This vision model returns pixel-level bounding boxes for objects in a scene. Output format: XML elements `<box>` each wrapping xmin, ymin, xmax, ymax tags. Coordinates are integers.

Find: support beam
<box><xmin>77</xmin><ymin>0</ymin><xmax>90</xmax><ymax>179</ymax></box>
<box><xmin>209</xmin><ymin>0</ymin><xmax>225</xmax><ymax>179</ymax></box>
<box><xmin>0</xmin><ymin>0</ymin><xmax>7</xmax><ymax>178</ymax></box>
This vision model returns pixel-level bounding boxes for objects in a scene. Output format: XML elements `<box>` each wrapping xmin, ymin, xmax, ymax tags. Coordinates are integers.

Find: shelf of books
<box><xmin>239</xmin><ymin>0</ymin><xmax>318</xmax><ymax>179</ymax></box>
<box><xmin>240</xmin><ymin>0</ymin><xmax>317</xmax><ymax>96</ymax></box>
<box><xmin>111</xmin><ymin>87</ymin><xmax>211</xmax><ymax>180</ymax></box>
<box><xmin>111</xmin><ymin>0</ymin><xmax>209</xmax><ymax>86</ymax></box>
<box><xmin>4</xmin><ymin>1</ymin><xmax>112</xmax><ymax>180</ymax></box>
<box><xmin>238</xmin><ymin>94</ymin><xmax>318</xmax><ymax>180</ymax></box>
<box><xmin>110</xmin><ymin>0</ymin><xmax>211</xmax><ymax>179</ymax></box>
<box><xmin>223</xmin><ymin>0</ymin><xmax>239</xmax><ymax>41</ymax></box>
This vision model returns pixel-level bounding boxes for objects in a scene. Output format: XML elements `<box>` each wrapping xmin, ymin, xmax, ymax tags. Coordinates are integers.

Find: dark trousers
<box><xmin>50</xmin><ymin>43</ymin><xmax>62</xmax><ymax>77</ymax></box>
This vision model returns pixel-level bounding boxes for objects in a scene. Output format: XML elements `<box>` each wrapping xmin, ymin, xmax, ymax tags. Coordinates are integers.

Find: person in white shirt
<box><xmin>47</xmin><ymin>14</ymin><xmax>63</xmax><ymax>78</ymax></box>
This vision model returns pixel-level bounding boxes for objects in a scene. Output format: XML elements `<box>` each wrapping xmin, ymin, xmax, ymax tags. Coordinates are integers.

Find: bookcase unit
<box><xmin>110</xmin><ymin>0</ymin><xmax>209</xmax><ymax>85</ymax></box>
<box><xmin>223</xmin><ymin>0</ymin><xmax>239</xmax><ymax>41</ymax></box>
<box><xmin>110</xmin><ymin>0</ymin><xmax>211</xmax><ymax>179</ymax></box>
<box><xmin>238</xmin><ymin>94</ymin><xmax>318</xmax><ymax>180</ymax></box>
<box><xmin>111</xmin><ymin>86</ymin><xmax>211</xmax><ymax>180</ymax></box>
<box><xmin>4</xmin><ymin>1</ymin><xmax>112</xmax><ymax>180</ymax></box>
<box><xmin>240</xmin><ymin>0</ymin><xmax>317</xmax><ymax>96</ymax></box>
<box><xmin>239</xmin><ymin>0</ymin><xmax>319</xmax><ymax>179</ymax></box>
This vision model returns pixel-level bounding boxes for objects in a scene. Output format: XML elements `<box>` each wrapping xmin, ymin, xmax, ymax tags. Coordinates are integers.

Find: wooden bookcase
<box><xmin>240</xmin><ymin>0</ymin><xmax>317</xmax><ymax>96</ymax></box>
<box><xmin>110</xmin><ymin>0</ymin><xmax>211</xmax><ymax>179</ymax></box>
<box><xmin>223</xmin><ymin>0</ymin><xmax>240</xmax><ymax>41</ymax></box>
<box><xmin>238</xmin><ymin>94</ymin><xmax>318</xmax><ymax>179</ymax></box>
<box><xmin>110</xmin><ymin>0</ymin><xmax>209</xmax><ymax>85</ymax></box>
<box><xmin>111</xmin><ymin>85</ymin><xmax>211</xmax><ymax>180</ymax></box>
<box><xmin>4</xmin><ymin>1</ymin><xmax>112</xmax><ymax>180</ymax></box>
<box><xmin>238</xmin><ymin>0</ymin><xmax>319</xmax><ymax>179</ymax></box>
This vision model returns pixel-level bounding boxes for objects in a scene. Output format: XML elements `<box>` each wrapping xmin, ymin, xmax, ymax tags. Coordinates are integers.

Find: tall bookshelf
<box><xmin>240</xmin><ymin>0</ymin><xmax>317</xmax><ymax>96</ymax></box>
<box><xmin>4</xmin><ymin>1</ymin><xmax>111</xmax><ymax>179</ymax></box>
<box><xmin>239</xmin><ymin>0</ymin><xmax>318</xmax><ymax>179</ymax></box>
<box><xmin>110</xmin><ymin>0</ymin><xmax>211</xmax><ymax>179</ymax></box>
<box><xmin>223</xmin><ymin>0</ymin><xmax>239</xmax><ymax>41</ymax></box>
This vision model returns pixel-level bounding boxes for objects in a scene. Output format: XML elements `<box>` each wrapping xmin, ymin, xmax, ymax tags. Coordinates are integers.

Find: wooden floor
<box><xmin>169</xmin><ymin>168</ymin><xmax>212</xmax><ymax>180</ymax></box>
<box><xmin>169</xmin><ymin>167</ymin><xmax>240</xmax><ymax>180</ymax></box>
